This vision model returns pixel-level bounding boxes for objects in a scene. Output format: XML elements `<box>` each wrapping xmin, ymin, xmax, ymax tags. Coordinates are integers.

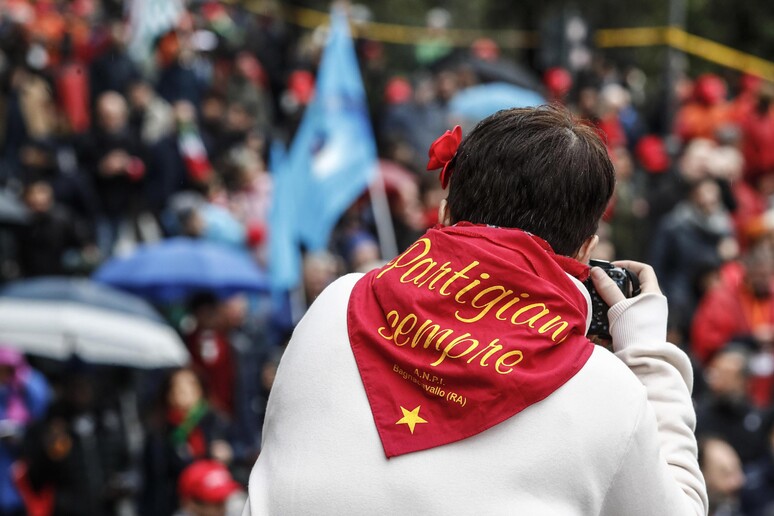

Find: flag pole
<box><xmin>368</xmin><ymin>164</ymin><xmax>399</xmax><ymax>261</ymax></box>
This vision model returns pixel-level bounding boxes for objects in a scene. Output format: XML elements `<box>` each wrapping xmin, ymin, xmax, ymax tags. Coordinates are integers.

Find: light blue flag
<box><xmin>127</xmin><ymin>0</ymin><xmax>184</xmax><ymax>63</ymax></box>
<box><xmin>286</xmin><ymin>10</ymin><xmax>378</xmax><ymax>251</ymax></box>
<box><xmin>268</xmin><ymin>138</ymin><xmax>302</xmax><ymax>292</ymax></box>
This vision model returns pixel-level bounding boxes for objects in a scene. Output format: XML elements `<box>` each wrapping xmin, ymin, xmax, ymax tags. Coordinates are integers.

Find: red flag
<box><xmin>348</xmin><ymin>223</ymin><xmax>593</xmax><ymax>457</ymax></box>
<box><xmin>56</xmin><ymin>61</ymin><xmax>90</xmax><ymax>133</ymax></box>
<box><xmin>178</xmin><ymin>123</ymin><xmax>213</xmax><ymax>183</ymax></box>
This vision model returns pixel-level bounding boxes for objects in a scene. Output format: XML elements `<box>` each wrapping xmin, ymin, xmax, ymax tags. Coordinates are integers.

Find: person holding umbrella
<box><xmin>22</xmin><ymin>366</ymin><xmax>136</xmax><ymax>516</ymax></box>
<box><xmin>0</xmin><ymin>347</ymin><xmax>49</xmax><ymax>516</ymax></box>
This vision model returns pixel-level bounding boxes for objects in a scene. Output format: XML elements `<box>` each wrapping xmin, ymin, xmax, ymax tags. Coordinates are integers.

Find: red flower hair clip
<box><xmin>426</xmin><ymin>125</ymin><xmax>462</xmax><ymax>189</ymax></box>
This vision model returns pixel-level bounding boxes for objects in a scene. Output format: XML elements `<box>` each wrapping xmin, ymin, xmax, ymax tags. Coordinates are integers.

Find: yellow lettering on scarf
<box><xmin>372</xmin><ymin>235</ymin><xmax>581</xmax><ymax>373</ymax></box>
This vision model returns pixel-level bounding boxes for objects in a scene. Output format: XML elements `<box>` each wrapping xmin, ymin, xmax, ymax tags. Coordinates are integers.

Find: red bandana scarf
<box><xmin>347</xmin><ymin>223</ymin><xmax>593</xmax><ymax>457</ymax></box>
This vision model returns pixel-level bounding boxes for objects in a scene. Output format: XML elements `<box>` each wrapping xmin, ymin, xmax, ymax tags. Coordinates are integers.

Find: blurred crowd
<box><xmin>0</xmin><ymin>1</ymin><xmax>773</xmax><ymax>515</ymax></box>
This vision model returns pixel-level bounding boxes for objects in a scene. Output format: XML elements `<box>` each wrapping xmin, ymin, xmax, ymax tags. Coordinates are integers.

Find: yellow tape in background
<box><xmin>233</xmin><ymin>2</ymin><xmax>774</xmax><ymax>81</ymax></box>
<box><xmin>286</xmin><ymin>5</ymin><xmax>538</xmax><ymax>48</ymax></box>
<box><xmin>595</xmin><ymin>27</ymin><xmax>669</xmax><ymax>48</ymax></box>
<box><xmin>597</xmin><ymin>26</ymin><xmax>774</xmax><ymax>80</ymax></box>
<box><xmin>666</xmin><ymin>28</ymin><xmax>774</xmax><ymax>81</ymax></box>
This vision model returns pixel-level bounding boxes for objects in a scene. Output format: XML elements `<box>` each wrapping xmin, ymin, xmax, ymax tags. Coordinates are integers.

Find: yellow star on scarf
<box><xmin>396</xmin><ymin>405</ymin><xmax>428</xmax><ymax>434</ymax></box>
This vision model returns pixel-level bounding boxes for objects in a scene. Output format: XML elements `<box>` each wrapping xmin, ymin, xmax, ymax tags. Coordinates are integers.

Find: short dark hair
<box><xmin>447</xmin><ymin>105</ymin><xmax>615</xmax><ymax>256</ymax></box>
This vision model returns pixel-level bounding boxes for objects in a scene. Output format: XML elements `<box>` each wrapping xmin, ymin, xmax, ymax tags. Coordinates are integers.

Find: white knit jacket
<box><xmin>243</xmin><ymin>273</ymin><xmax>708</xmax><ymax>516</ymax></box>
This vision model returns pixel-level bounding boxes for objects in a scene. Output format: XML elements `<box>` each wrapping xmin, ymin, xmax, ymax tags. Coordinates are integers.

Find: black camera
<box><xmin>583</xmin><ymin>259</ymin><xmax>641</xmax><ymax>340</ymax></box>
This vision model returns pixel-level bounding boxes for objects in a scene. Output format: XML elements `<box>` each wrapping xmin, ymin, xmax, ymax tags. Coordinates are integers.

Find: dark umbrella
<box><xmin>429</xmin><ymin>51</ymin><xmax>545</xmax><ymax>93</ymax></box>
<box><xmin>468</xmin><ymin>58</ymin><xmax>545</xmax><ymax>93</ymax></box>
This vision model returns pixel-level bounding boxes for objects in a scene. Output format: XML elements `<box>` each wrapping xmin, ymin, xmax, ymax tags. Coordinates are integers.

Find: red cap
<box><xmin>635</xmin><ymin>135</ymin><xmax>670</xmax><ymax>174</ymax></box>
<box><xmin>236</xmin><ymin>52</ymin><xmax>268</xmax><ymax>89</ymax></box>
<box><xmin>201</xmin><ymin>1</ymin><xmax>227</xmax><ymax>21</ymax></box>
<box><xmin>246</xmin><ymin>222</ymin><xmax>266</xmax><ymax>246</ymax></box>
<box><xmin>739</xmin><ymin>74</ymin><xmax>762</xmax><ymax>95</ymax></box>
<box><xmin>288</xmin><ymin>70</ymin><xmax>315</xmax><ymax>105</ymax></box>
<box><xmin>471</xmin><ymin>38</ymin><xmax>500</xmax><ymax>61</ymax></box>
<box><xmin>178</xmin><ymin>460</ymin><xmax>241</xmax><ymax>503</ymax></box>
<box><xmin>384</xmin><ymin>77</ymin><xmax>413</xmax><ymax>105</ymax></box>
<box><xmin>694</xmin><ymin>74</ymin><xmax>727</xmax><ymax>105</ymax></box>
<box><xmin>544</xmin><ymin>67</ymin><xmax>573</xmax><ymax>98</ymax></box>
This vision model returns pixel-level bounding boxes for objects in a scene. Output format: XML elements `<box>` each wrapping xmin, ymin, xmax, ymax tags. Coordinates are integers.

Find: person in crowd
<box><xmin>88</xmin><ymin>20</ymin><xmax>138</xmax><ymax>103</ymax></box>
<box><xmin>0</xmin><ymin>347</ymin><xmax>49</xmax><ymax>516</ymax></box>
<box><xmin>650</xmin><ymin>176</ymin><xmax>737</xmax><ymax>341</ymax></box>
<box><xmin>643</xmin><ymin>137</ymin><xmax>701</xmax><ymax>229</ymax></box>
<box><xmin>77</xmin><ymin>91</ymin><xmax>146</xmax><ymax>255</ymax></box>
<box><xmin>155</xmin><ymin>31</ymin><xmax>204</xmax><ymax>107</ymax></box>
<box><xmin>414</xmin><ymin>8</ymin><xmax>452</xmax><ymax>66</ymax></box>
<box><xmin>741</xmin><ymin>84</ymin><xmax>774</xmax><ymax>185</ymax></box>
<box><xmin>381</xmin><ymin>75</ymin><xmax>448</xmax><ymax>171</ymax></box>
<box><xmin>742</xmin><ymin>413</ymin><xmax>774</xmax><ymax>516</ymax></box>
<box><xmin>301</xmin><ymin>251</ymin><xmax>340</xmax><ymax>307</ymax></box>
<box><xmin>341</xmin><ymin>230</ymin><xmax>382</xmax><ymax>273</ymax></box>
<box><xmin>23</xmin><ymin>369</ymin><xmax>136</xmax><ymax>516</ymax></box>
<box><xmin>3</xmin><ymin>65</ymin><xmax>58</xmax><ymax>164</ymax></box>
<box><xmin>185</xmin><ymin>293</ymin><xmax>237</xmax><ymax>415</ymax></box>
<box><xmin>142</xmin><ymin>368</ymin><xmax>232</xmax><ymax>516</ymax></box>
<box><xmin>213</xmin><ymin>101</ymin><xmax>259</xmax><ymax>162</ymax></box>
<box><xmin>543</xmin><ymin>67</ymin><xmax>573</xmax><ymax>104</ymax></box>
<box><xmin>594</xmin><ymin>83</ymin><xmax>628</xmax><ymax>148</ymax></box>
<box><xmin>224</xmin><ymin>52</ymin><xmax>273</xmax><ymax>133</ymax></box>
<box><xmin>695</xmin><ymin>345</ymin><xmax>769</xmax><ymax>464</ymax></box>
<box><xmin>379</xmin><ymin>79</ymin><xmax>423</xmax><ymax>170</ymax></box>
<box><xmin>145</xmin><ymin>100</ymin><xmax>212</xmax><ymax>215</ymax></box>
<box><xmin>244</xmin><ymin>106</ymin><xmax>707</xmax><ymax>515</ymax></box>
<box><xmin>675</xmin><ymin>74</ymin><xmax>734</xmax><ymax>142</ymax></box>
<box><xmin>183</xmin><ymin>289</ymin><xmax>270</xmax><ymax>467</ymax></box>
<box><xmin>2</xmin><ymin>3</ymin><xmax>774</xmax><ymax>513</ymax></box>
<box><xmin>175</xmin><ymin>459</ymin><xmax>245</xmax><ymax>516</ymax></box>
<box><xmin>731</xmin><ymin>74</ymin><xmax>763</xmax><ymax>123</ymax></box>
<box><xmin>16</xmin><ymin>180</ymin><xmax>95</xmax><ymax>276</ymax></box>
<box><xmin>198</xmin><ymin>91</ymin><xmax>228</xmax><ymax>153</ymax></box>
<box><xmin>606</xmin><ymin>145</ymin><xmax>649</xmax><ymax>261</ymax></box>
<box><xmin>127</xmin><ymin>78</ymin><xmax>174</xmax><ymax>146</ymax></box>
<box><xmin>277</xmin><ymin>69</ymin><xmax>314</xmax><ymax>136</ymax></box>
<box><xmin>692</xmin><ymin>242</ymin><xmax>774</xmax><ymax>406</ymax></box>
<box><xmin>221</xmin><ymin>145</ymin><xmax>271</xmax><ymax>262</ymax></box>
<box><xmin>16</xmin><ymin>138</ymin><xmax>100</xmax><ymax>225</ymax></box>
<box><xmin>249</xmin><ymin>348</ymin><xmax>283</xmax><ymax>449</ymax></box>
<box><xmin>216</xmin><ymin>293</ymin><xmax>268</xmax><ymax>475</ymax></box>
<box><xmin>700</xmin><ymin>436</ymin><xmax>747</xmax><ymax>516</ymax></box>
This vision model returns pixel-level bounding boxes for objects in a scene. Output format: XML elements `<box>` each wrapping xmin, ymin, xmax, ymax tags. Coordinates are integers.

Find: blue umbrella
<box><xmin>449</xmin><ymin>82</ymin><xmax>546</xmax><ymax>123</ymax></box>
<box><xmin>94</xmin><ymin>237</ymin><xmax>268</xmax><ymax>302</ymax></box>
<box><xmin>0</xmin><ymin>189</ymin><xmax>30</xmax><ymax>226</ymax></box>
<box><xmin>202</xmin><ymin>204</ymin><xmax>246</xmax><ymax>247</ymax></box>
<box><xmin>163</xmin><ymin>192</ymin><xmax>246</xmax><ymax>247</ymax></box>
<box><xmin>0</xmin><ymin>277</ymin><xmax>188</xmax><ymax>368</ymax></box>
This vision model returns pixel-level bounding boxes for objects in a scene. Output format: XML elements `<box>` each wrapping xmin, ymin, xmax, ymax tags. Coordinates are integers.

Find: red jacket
<box><xmin>186</xmin><ymin>329</ymin><xmax>235</xmax><ymax>415</ymax></box>
<box><xmin>691</xmin><ymin>262</ymin><xmax>755</xmax><ymax>364</ymax></box>
<box><xmin>691</xmin><ymin>262</ymin><xmax>774</xmax><ymax>406</ymax></box>
<box><xmin>742</xmin><ymin>111</ymin><xmax>774</xmax><ymax>181</ymax></box>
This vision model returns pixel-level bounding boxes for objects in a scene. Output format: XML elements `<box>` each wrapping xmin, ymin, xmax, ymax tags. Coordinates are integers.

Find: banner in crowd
<box><xmin>268</xmin><ymin>140</ymin><xmax>301</xmax><ymax>292</ymax></box>
<box><xmin>284</xmin><ymin>9</ymin><xmax>378</xmax><ymax>253</ymax></box>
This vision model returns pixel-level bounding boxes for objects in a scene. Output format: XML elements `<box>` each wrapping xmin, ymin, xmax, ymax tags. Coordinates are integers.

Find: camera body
<box><xmin>583</xmin><ymin>259</ymin><xmax>641</xmax><ymax>340</ymax></box>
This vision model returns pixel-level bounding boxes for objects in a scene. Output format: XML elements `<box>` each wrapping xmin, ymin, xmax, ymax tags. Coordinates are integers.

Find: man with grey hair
<box><xmin>78</xmin><ymin>91</ymin><xmax>146</xmax><ymax>254</ymax></box>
